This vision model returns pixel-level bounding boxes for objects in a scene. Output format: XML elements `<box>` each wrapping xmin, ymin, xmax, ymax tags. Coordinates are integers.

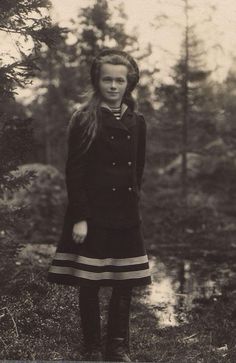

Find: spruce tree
<box><xmin>0</xmin><ymin>0</ymin><xmax>63</xmax><ymax>288</ymax></box>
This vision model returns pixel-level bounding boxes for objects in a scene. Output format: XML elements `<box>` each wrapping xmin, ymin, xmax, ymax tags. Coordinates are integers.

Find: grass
<box><xmin>0</xmin><ymin>245</ymin><xmax>236</xmax><ymax>362</ymax></box>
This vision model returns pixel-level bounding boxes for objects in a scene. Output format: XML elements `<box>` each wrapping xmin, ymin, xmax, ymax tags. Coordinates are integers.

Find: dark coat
<box><xmin>65</xmin><ymin>105</ymin><xmax>147</xmax><ymax>229</ymax></box>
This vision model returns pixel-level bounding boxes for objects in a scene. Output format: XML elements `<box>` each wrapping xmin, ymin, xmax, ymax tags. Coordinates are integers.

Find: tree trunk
<box><xmin>182</xmin><ymin>0</ymin><xmax>189</xmax><ymax>204</ymax></box>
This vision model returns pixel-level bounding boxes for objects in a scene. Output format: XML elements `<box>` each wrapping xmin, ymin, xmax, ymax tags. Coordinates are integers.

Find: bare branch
<box><xmin>0</xmin><ymin>26</ymin><xmax>27</xmax><ymax>35</ymax></box>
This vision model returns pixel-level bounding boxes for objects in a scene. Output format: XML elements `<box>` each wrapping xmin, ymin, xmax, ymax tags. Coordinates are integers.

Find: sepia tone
<box><xmin>0</xmin><ymin>0</ymin><xmax>236</xmax><ymax>361</ymax></box>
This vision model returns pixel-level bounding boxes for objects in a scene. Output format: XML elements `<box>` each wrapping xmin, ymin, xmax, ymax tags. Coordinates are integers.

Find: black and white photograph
<box><xmin>0</xmin><ymin>0</ymin><xmax>236</xmax><ymax>362</ymax></box>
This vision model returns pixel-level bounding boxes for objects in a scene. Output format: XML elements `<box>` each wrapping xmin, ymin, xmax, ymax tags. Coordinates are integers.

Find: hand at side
<box><xmin>72</xmin><ymin>220</ymin><xmax>88</xmax><ymax>244</ymax></box>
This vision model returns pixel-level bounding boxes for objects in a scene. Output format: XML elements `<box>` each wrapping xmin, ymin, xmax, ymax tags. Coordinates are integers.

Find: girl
<box><xmin>47</xmin><ymin>48</ymin><xmax>152</xmax><ymax>362</ymax></box>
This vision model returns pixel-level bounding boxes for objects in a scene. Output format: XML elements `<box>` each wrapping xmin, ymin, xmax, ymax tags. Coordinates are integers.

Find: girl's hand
<box><xmin>72</xmin><ymin>220</ymin><xmax>88</xmax><ymax>244</ymax></box>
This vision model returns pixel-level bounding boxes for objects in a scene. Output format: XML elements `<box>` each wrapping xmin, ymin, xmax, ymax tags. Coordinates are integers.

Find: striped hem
<box><xmin>47</xmin><ymin>252</ymin><xmax>152</xmax><ymax>284</ymax></box>
<box><xmin>52</xmin><ymin>252</ymin><xmax>149</xmax><ymax>266</ymax></box>
<box><xmin>48</xmin><ymin>265</ymin><xmax>150</xmax><ymax>280</ymax></box>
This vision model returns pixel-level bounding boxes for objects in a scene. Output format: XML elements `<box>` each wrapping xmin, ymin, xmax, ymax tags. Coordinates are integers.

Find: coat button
<box><xmin>112</xmin><ymin>161</ymin><xmax>116</xmax><ymax>166</ymax></box>
<box><xmin>128</xmin><ymin>161</ymin><xmax>132</xmax><ymax>166</ymax></box>
<box><xmin>110</xmin><ymin>135</ymin><xmax>115</xmax><ymax>140</ymax></box>
<box><xmin>127</xmin><ymin>135</ymin><xmax>131</xmax><ymax>139</ymax></box>
<box><xmin>128</xmin><ymin>186</ymin><xmax>132</xmax><ymax>191</ymax></box>
<box><xmin>112</xmin><ymin>187</ymin><xmax>116</xmax><ymax>191</ymax></box>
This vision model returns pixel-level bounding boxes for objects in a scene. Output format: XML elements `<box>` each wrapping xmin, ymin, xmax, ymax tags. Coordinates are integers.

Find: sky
<box><xmin>49</xmin><ymin>0</ymin><xmax>236</xmax><ymax>82</ymax></box>
<box><xmin>1</xmin><ymin>0</ymin><xmax>236</xmax><ymax>102</ymax></box>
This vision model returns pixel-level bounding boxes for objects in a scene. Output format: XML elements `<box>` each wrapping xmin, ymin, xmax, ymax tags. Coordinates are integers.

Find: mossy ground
<box><xmin>1</xmin><ymin>245</ymin><xmax>236</xmax><ymax>362</ymax></box>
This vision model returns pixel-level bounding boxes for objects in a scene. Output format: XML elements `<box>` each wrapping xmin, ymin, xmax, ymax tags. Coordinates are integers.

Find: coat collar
<box><xmin>99</xmin><ymin>102</ymin><xmax>136</xmax><ymax>130</ymax></box>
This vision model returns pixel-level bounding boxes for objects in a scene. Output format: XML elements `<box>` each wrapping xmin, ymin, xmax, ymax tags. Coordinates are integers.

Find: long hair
<box><xmin>67</xmin><ymin>52</ymin><xmax>139</xmax><ymax>154</ymax></box>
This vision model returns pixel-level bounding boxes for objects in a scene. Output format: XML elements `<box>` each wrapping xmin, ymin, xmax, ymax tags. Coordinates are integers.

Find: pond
<box><xmin>141</xmin><ymin>254</ymin><xmax>236</xmax><ymax>328</ymax></box>
<box><xmin>18</xmin><ymin>243</ymin><xmax>236</xmax><ymax>329</ymax></box>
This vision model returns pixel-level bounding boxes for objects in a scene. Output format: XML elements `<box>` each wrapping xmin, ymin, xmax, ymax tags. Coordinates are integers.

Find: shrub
<box><xmin>6</xmin><ymin>163</ymin><xmax>67</xmax><ymax>244</ymax></box>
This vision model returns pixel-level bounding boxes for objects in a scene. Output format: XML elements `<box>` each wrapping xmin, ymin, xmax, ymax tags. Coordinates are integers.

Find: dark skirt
<box><xmin>47</xmin><ymin>215</ymin><xmax>152</xmax><ymax>287</ymax></box>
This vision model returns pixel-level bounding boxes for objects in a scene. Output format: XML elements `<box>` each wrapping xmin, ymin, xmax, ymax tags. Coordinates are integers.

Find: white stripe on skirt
<box><xmin>52</xmin><ymin>252</ymin><xmax>149</xmax><ymax>266</ymax></box>
<box><xmin>48</xmin><ymin>265</ymin><xmax>151</xmax><ymax>280</ymax></box>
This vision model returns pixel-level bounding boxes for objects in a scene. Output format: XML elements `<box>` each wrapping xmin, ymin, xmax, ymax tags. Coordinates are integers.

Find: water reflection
<box><xmin>141</xmin><ymin>255</ymin><xmax>234</xmax><ymax>328</ymax></box>
<box><xmin>18</xmin><ymin>244</ymin><xmax>235</xmax><ymax>329</ymax></box>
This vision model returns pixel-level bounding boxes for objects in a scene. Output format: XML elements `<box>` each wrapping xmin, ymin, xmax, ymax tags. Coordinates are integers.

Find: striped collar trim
<box><xmin>100</xmin><ymin>102</ymin><xmax>128</xmax><ymax>118</ymax></box>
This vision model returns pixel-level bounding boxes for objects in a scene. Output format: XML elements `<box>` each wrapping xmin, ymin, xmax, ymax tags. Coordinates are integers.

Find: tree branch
<box><xmin>0</xmin><ymin>26</ymin><xmax>27</xmax><ymax>35</ymax></box>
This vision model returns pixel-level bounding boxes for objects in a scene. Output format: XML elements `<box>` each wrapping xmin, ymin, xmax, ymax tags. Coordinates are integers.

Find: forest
<box><xmin>0</xmin><ymin>0</ymin><xmax>236</xmax><ymax>361</ymax></box>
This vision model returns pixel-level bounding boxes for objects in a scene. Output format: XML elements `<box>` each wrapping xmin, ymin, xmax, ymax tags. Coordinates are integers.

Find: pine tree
<box><xmin>0</xmin><ymin>0</ymin><xmax>63</xmax><ymax>288</ymax></box>
<box><xmin>153</xmin><ymin>0</ymin><xmax>219</xmax><ymax>199</ymax></box>
<box><xmin>139</xmin><ymin>0</ymin><xmax>223</xmax><ymax>244</ymax></box>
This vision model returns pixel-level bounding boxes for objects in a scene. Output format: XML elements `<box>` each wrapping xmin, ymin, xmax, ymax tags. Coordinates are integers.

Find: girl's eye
<box><xmin>102</xmin><ymin>78</ymin><xmax>126</xmax><ymax>83</ymax></box>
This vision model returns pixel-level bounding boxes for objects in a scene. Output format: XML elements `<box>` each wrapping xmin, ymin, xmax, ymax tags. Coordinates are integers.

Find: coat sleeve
<box><xmin>65</xmin><ymin>112</ymin><xmax>91</xmax><ymax>223</ymax></box>
<box><xmin>136</xmin><ymin>114</ymin><xmax>147</xmax><ymax>191</ymax></box>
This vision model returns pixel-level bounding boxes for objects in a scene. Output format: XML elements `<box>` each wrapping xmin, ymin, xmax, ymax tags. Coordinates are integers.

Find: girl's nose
<box><xmin>111</xmin><ymin>81</ymin><xmax>117</xmax><ymax>89</ymax></box>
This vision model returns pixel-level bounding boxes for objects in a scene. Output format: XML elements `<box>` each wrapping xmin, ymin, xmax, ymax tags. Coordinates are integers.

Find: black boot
<box><xmin>105</xmin><ymin>286</ymin><xmax>132</xmax><ymax>362</ymax></box>
<box><xmin>79</xmin><ymin>285</ymin><xmax>103</xmax><ymax>361</ymax></box>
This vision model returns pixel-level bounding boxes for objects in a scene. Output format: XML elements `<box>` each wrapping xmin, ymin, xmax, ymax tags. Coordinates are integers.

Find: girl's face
<box><xmin>98</xmin><ymin>63</ymin><xmax>128</xmax><ymax>107</ymax></box>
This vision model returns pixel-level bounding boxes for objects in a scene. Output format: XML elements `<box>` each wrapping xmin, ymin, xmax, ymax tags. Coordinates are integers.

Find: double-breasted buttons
<box><xmin>108</xmin><ymin>130</ymin><xmax>134</xmax><ymax>196</ymax></box>
<box><xmin>112</xmin><ymin>186</ymin><xmax>133</xmax><ymax>192</ymax></box>
<box><xmin>110</xmin><ymin>134</ymin><xmax>130</xmax><ymax>140</ymax></box>
<box><xmin>64</xmin><ymin>107</ymin><xmax>145</xmax><ymax>230</ymax></box>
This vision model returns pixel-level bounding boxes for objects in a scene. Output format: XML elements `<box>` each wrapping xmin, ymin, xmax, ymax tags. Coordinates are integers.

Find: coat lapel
<box><xmin>99</xmin><ymin>102</ymin><xmax>136</xmax><ymax>131</ymax></box>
